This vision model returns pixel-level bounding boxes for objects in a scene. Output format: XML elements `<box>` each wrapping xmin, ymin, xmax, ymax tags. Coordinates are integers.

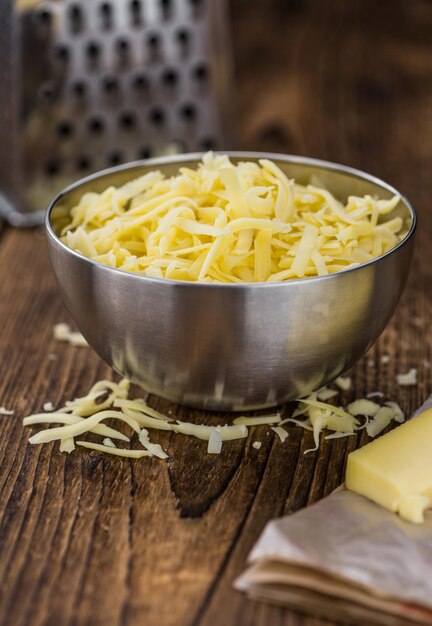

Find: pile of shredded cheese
<box><xmin>57</xmin><ymin>153</ymin><xmax>405</xmax><ymax>283</ymax></box>
<box><xmin>21</xmin><ymin>377</ymin><xmax>406</xmax><ymax>459</ymax></box>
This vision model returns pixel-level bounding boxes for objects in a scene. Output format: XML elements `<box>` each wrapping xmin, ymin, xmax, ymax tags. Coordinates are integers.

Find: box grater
<box><xmin>0</xmin><ymin>0</ymin><xmax>233</xmax><ymax>226</ymax></box>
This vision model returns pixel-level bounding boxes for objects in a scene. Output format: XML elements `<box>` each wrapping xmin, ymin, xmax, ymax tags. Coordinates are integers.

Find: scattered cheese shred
<box><xmin>76</xmin><ymin>441</ymin><xmax>151</xmax><ymax>458</ymax></box>
<box><xmin>384</xmin><ymin>401</ymin><xmax>405</xmax><ymax>423</ymax></box>
<box><xmin>53</xmin><ymin>323</ymin><xmax>88</xmax><ymax>347</ymax></box>
<box><xmin>43</xmin><ymin>402</ymin><xmax>54</xmax><ymax>412</ymax></box>
<box><xmin>207</xmin><ymin>430</ymin><xmax>223</xmax><ymax>454</ymax></box>
<box><xmin>252</xmin><ymin>441</ymin><xmax>262</xmax><ymax>450</ymax></box>
<box><xmin>56</xmin><ymin>153</ymin><xmax>404</xmax><ymax>284</ymax></box>
<box><xmin>397</xmin><ymin>368</ymin><xmax>417</xmax><ymax>386</ymax></box>
<box><xmin>233</xmin><ymin>414</ymin><xmax>281</xmax><ymax>426</ymax></box>
<box><xmin>60</xmin><ymin>438</ymin><xmax>75</xmax><ymax>453</ymax></box>
<box><xmin>138</xmin><ymin>428</ymin><xmax>168</xmax><ymax>459</ymax></box>
<box><xmin>21</xmin><ymin>374</ymin><xmax>409</xmax><ymax>460</ymax></box>
<box><xmin>23</xmin><ymin>413</ymin><xmax>130</xmax><ymax>442</ymax></box>
<box><xmin>366</xmin><ymin>391</ymin><xmax>385</xmax><ymax>400</ymax></box>
<box><xmin>366</xmin><ymin>406</ymin><xmax>395</xmax><ymax>437</ymax></box>
<box><xmin>173</xmin><ymin>422</ymin><xmax>248</xmax><ymax>441</ymax></box>
<box><xmin>271</xmin><ymin>426</ymin><xmax>289</xmax><ymax>443</ymax></box>
<box><xmin>316</xmin><ymin>387</ymin><xmax>339</xmax><ymax>401</ymax></box>
<box><xmin>0</xmin><ymin>407</ymin><xmax>14</xmax><ymax>415</ymax></box>
<box><xmin>347</xmin><ymin>399</ymin><xmax>380</xmax><ymax>417</ymax></box>
<box><xmin>334</xmin><ymin>376</ymin><xmax>352</xmax><ymax>391</ymax></box>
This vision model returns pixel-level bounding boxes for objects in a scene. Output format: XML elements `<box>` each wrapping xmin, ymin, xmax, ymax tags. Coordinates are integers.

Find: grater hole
<box><xmin>160</xmin><ymin>0</ymin><xmax>172</xmax><ymax>20</ymax></box>
<box><xmin>71</xmin><ymin>79</ymin><xmax>87</xmax><ymax>97</ymax></box>
<box><xmin>45</xmin><ymin>159</ymin><xmax>59</xmax><ymax>176</ymax></box>
<box><xmin>149</xmin><ymin>107</ymin><xmax>165</xmax><ymax>126</ymax></box>
<box><xmin>200</xmin><ymin>137</ymin><xmax>216</xmax><ymax>150</ymax></box>
<box><xmin>138</xmin><ymin>146</ymin><xmax>152</xmax><ymax>159</ymax></box>
<box><xmin>108</xmin><ymin>151</ymin><xmax>123</xmax><ymax>166</ymax></box>
<box><xmin>99</xmin><ymin>1</ymin><xmax>113</xmax><ymax>27</ymax></box>
<box><xmin>119</xmin><ymin>111</ymin><xmax>137</xmax><ymax>130</ymax></box>
<box><xmin>176</xmin><ymin>28</ymin><xmax>190</xmax><ymax>46</ymax></box>
<box><xmin>179</xmin><ymin>103</ymin><xmax>196</xmax><ymax>121</ymax></box>
<box><xmin>54</xmin><ymin>43</ymin><xmax>70</xmax><ymax>62</ymax></box>
<box><xmin>77</xmin><ymin>156</ymin><xmax>91</xmax><ymax>171</ymax></box>
<box><xmin>38</xmin><ymin>82</ymin><xmax>57</xmax><ymax>103</ymax></box>
<box><xmin>192</xmin><ymin>62</ymin><xmax>208</xmax><ymax>81</ymax></box>
<box><xmin>34</xmin><ymin>8</ymin><xmax>52</xmax><ymax>27</ymax></box>
<box><xmin>86</xmin><ymin>41</ymin><xmax>101</xmax><ymax>59</ymax></box>
<box><xmin>88</xmin><ymin>116</ymin><xmax>105</xmax><ymax>135</ymax></box>
<box><xmin>56</xmin><ymin>120</ymin><xmax>74</xmax><ymax>139</ymax></box>
<box><xmin>130</xmin><ymin>0</ymin><xmax>142</xmax><ymax>25</ymax></box>
<box><xmin>147</xmin><ymin>32</ymin><xmax>160</xmax><ymax>51</ymax></box>
<box><xmin>116</xmin><ymin>37</ymin><xmax>130</xmax><ymax>55</ymax></box>
<box><xmin>132</xmin><ymin>73</ymin><xmax>149</xmax><ymax>91</ymax></box>
<box><xmin>68</xmin><ymin>3</ymin><xmax>84</xmax><ymax>33</ymax></box>
<box><xmin>100</xmin><ymin>2</ymin><xmax>112</xmax><ymax>14</ymax></box>
<box><xmin>162</xmin><ymin>68</ymin><xmax>177</xmax><ymax>86</ymax></box>
<box><xmin>102</xmin><ymin>75</ymin><xmax>119</xmax><ymax>93</ymax></box>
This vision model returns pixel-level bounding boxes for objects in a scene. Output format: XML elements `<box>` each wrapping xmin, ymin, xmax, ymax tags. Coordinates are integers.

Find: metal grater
<box><xmin>0</xmin><ymin>0</ymin><xmax>233</xmax><ymax>226</ymax></box>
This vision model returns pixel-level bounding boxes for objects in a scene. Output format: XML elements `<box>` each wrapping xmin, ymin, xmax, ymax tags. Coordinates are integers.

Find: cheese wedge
<box><xmin>346</xmin><ymin>408</ymin><xmax>432</xmax><ymax>523</ymax></box>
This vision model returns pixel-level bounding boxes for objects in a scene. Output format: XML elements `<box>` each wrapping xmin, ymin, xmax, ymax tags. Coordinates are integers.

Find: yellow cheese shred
<box><xmin>57</xmin><ymin>153</ymin><xmax>404</xmax><ymax>284</ymax></box>
<box><xmin>76</xmin><ymin>441</ymin><xmax>151</xmax><ymax>458</ymax></box>
<box><xmin>271</xmin><ymin>426</ymin><xmax>289</xmax><ymax>443</ymax></box>
<box><xmin>21</xmin><ymin>376</ymin><xmax>407</xmax><ymax>460</ymax></box>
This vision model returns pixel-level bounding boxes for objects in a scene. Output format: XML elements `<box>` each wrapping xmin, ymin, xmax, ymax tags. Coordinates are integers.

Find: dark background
<box><xmin>231</xmin><ymin>0</ymin><xmax>431</xmax><ymax>201</ymax></box>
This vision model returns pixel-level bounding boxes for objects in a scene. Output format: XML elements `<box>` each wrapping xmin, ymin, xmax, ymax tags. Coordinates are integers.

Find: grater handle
<box><xmin>0</xmin><ymin>193</ymin><xmax>45</xmax><ymax>228</ymax></box>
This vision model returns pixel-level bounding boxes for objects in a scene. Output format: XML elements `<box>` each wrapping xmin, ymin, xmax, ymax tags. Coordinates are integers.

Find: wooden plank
<box><xmin>0</xmin><ymin>1</ymin><xmax>431</xmax><ymax>625</ymax></box>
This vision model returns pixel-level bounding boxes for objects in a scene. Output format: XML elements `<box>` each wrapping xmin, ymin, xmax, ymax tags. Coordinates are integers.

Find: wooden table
<box><xmin>1</xmin><ymin>1</ymin><xmax>431</xmax><ymax>624</ymax></box>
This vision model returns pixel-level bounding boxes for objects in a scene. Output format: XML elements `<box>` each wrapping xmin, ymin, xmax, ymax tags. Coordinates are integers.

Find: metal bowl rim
<box><xmin>46</xmin><ymin>151</ymin><xmax>417</xmax><ymax>289</ymax></box>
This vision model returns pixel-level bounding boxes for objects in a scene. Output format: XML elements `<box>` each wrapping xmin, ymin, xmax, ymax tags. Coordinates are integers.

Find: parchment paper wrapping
<box><xmin>235</xmin><ymin>394</ymin><xmax>432</xmax><ymax>625</ymax></box>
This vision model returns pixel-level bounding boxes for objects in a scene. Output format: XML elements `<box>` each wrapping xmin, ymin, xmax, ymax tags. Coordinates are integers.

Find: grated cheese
<box><xmin>28</xmin><ymin>409</ymin><xmax>141</xmax><ymax>444</ymax></box>
<box><xmin>366</xmin><ymin>391</ymin><xmax>385</xmax><ymax>399</ymax></box>
<box><xmin>76</xmin><ymin>441</ymin><xmax>151</xmax><ymax>458</ymax></box>
<box><xmin>271</xmin><ymin>426</ymin><xmax>289</xmax><ymax>443</ymax></box>
<box><xmin>0</xmin><ymin>407</ymin><xmax>14</xmax><ymax>415</ymax></box>
<box><xmin>252</xmin><ymin>441</ymin><xmax>262</xmax><ymax>449</ymax></box>
<box><xmin>207</xmin><ymin>430</ymin><xmax>223</xmax><ymax>454</ymax></box>
<box><xmin>57</xmin><ymin>153</ymin><xmax>404</xmax><ymax>284</ymax></box>
<box><xmin>138</xmin><ymin>428</ymin><xmax>168</xmax><ymax>459</ymax></box>
<box><xmin>233</xmin><ymin>414</ymin><xmax>281</xmax><ymax>426</ymax></box>
<box><xmin>334</xmin><ymin>376</ymin><xmax>352</xmax><ymax>391</ymax></box>
<box><xmin>43</xmin><ymin>402</ymin><xmax>54</xmax><ymax>412</ymax></box>
<box><xmin>316</xmin><ymin>387</ymin><xmax>339</xmax><ymax>401</ymax></box>
<box><xmin>397</xmin><ymin>368</ymin><xmax>417</xmax><ymax>386</ymax></box>
<box><xmin>324</xmin><ymin>432</ymin><xmax>355</xmax><ymax>440</ymax></box>
<box><xmin>384</xmin><ymin>401</ymin><xmax>405</xmax><ymax>423</ymax></box>
<box><xmin>347</xmin><ymin>399</ymin><xmax>380</xmax><ymax>417</ymax></box>
<box><xmin>173</xmin><ymin>422</ymin><xmax>248</xmax><ymax>441</ymax></box>
<box><xmin>21</xmin><ymin>374</ymin><xmax>409</xmax><ymax>461</ymax></box>
<box><xmin>53</xmin><ymin>323</ymin><xmax>88</xmax><ymax>347</ymax></box>
<box><xmin>23</xmin><ymin>413</ymin><xmax>130</xmax><ymax>442</ymax></box>
<box><xmin>366</xmin><ymin>406</ymin><xmax>395</xmax><ymax>437</ymax></box>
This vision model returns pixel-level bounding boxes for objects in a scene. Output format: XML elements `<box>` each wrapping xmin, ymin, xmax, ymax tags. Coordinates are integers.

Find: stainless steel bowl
<box><xmin>46</xmin><ymin>152</ymin><xmax>416</xmax><ymax>411</ymax></box>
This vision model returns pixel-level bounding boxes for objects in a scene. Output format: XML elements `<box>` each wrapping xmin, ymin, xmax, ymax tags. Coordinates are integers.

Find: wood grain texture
<box><xmin>1</xmin><ymin>1</ymin><xmax>432</xmax><ymax>625</ymax></box>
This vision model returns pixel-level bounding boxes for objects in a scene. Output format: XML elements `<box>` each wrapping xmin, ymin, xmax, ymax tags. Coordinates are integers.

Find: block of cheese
<box><xmin>345</xmin><ymin>408</ymin><xmax>432</xmax><ymax>524</ymax></box>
